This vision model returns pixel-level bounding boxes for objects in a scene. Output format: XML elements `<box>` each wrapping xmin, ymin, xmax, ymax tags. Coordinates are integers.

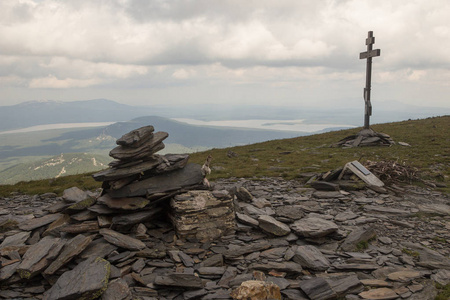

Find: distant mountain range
<box><xmin>1</xmin><ymin>98</ymin><xmax>448</xmax><ymax>132</ymax></box>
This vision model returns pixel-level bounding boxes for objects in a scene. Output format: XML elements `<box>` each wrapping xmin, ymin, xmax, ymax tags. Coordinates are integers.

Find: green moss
<box><xmin>0</xmin><ymin>219</ymin><xmax>18</xmax><ymax>233</ymax></box>
<box><xmin>435</xmin><ymin>283</ymin><xmax>450</xmax><ymax>300</ymax></box>
<box><xmin>356</xmin><ymin>240</ymin><xmax>369</xmax><ymax>251</ymax></box>
<box><xmin>432</xmin><ymin>236</ymin><xmax>446</xmax><ymax>243</ymax></box>
<box><xmin>402</xmin><ymin>248</ymin><xmax>420</xmax><ymax>257</ymax></box>
<box><xmin>67</xmin><ymin>197</ymin><xmax>96</xmax><ymax>210</ymax></box>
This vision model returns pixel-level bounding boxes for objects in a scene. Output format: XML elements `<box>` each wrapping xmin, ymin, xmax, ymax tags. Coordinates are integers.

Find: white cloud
<box><xmin>0</xmin><ymin>0</ymin><xmax>449</xmax><ymax>109</ymax></box>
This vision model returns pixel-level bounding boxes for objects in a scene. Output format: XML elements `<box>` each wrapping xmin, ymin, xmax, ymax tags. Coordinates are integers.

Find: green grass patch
<box><xmin>402</xmin><ymin>248</ymin><xmax>420</xmax><ymax>257</ymax></box>
<box><xmin>0</xmin><ymin>173</ymin><xmax>101</xmax><ymax>197</ymax></box>
<box><xmin>435</xmin><ymin>283</ymin><xmax>450</xmax><ymax>300</ymax></box>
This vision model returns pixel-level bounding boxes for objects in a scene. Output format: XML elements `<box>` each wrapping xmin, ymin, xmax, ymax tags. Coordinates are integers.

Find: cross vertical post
<box><xmin>359</xmin><ymin>31</ymin><xmax>381</xmax><ymax>129</ymax></box>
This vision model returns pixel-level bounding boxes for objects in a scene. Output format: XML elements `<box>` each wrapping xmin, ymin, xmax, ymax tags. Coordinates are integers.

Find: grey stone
<box><xmin>154</xmin><ymin>273</ymin><xmax>203</xmax><ymax>288</ymax></box>
<box><xmin>299</xmin><ymin>277</ymin><xmax>337</xmax><ymax>300</ymax></box>
<box><xmin>43</xmin><ymin>257</ymin><xmax>111</xmax><ymax>300</ymax></box>
<box><xmin>109</xmin><ymin>131</ymin><xmax>168</xmax><ymax>160</ymax></box>
<box><xmin>0</xmin><ymin>261</ymin><xmax>20</xmax><ymax>281</ymax></box>
<box><xmin>0</xmin><ymin>231</ymin><xmax>31</xmax><ymax>248</ymax></box>
<box><xmin>258</xmin><ymin>215</ymin><xmax>291</xmax><ymax>236</ymax></box>
<box><xmin>275</xmin><ymin>205</ymin><xmax>305</xmax><ymax>220</ymax></box>
<box><xmin>224</xmin><ymin>240</ymin><xmax>271</xmax><ymax>259</ymax></box>
<box><xmin>340</xmin><ymin>227</ymin><xmax>376</xmax><ymax>251</ymax></box>
<box><xmin>100</xmin><ymin>228</ymin><xmax>146</xmax><ymax>251</ymax></box>
<box><xmin>44</xmin><ymin>234</ymin><xmax>95</xmax><ymax>275</ymax></box>
<box><xmin>112</xmin><ymin>207</ymin><xmax>162</xmax><ymax>226</ymax></box>
<box><xmin>236</xmin><ymin>212</ymin><xmax>259</xmax><ymax>226</ymax></box>
<box><xmin>63</xmin><ymin>187</ymin><xmax>88</xmax><ymax>203</ymax></box>
<box><xmin>290</xmin><ymin>217</ymin><xmax>338</xmax><ymax>237</ymax></box>
<box><xmin>101</xmin><ymin>278</ymin><xmax>132</xmax><ymax>300</ymax></box>
<box><xmin>311</xmin><ymin>181</ymin><xmax>339</xmax><ymax>191</ymax></box>
<box><xmin>17</xmin><ymin>236</ymin><xmax>63</xmax><ymax>279</ymax></box>
<box><xmin>106</xmin><ymin>163</ymin><xmax>204</xmax><ymax>198</ymax></box>
<box><xmin>249</xmin><ymin>261</ymin><xmax>303</xmax><ymax>274</ymax></box>
<box><xmin>116</xmin><ymin>125</ymin><xmax>154</xmax><ymax>147</ymax></box>
<box><xmin>18</xmin><ymin>213</ymin><xmax>63</xmax><ymax>231</ymax></box>
<box><xmin>293</xmin><ymin>245</ymin><xmax>330</xmax><ymax>271</ymax></box>
<box><xmin>97</xmin><ymin>194</ymin><xmax>150</xmax><ymax>210</ymax></box>
<box><xmin>235</xmin><ymin>187</ymin><xmax>253</xmax><ymax>202</ymax></box>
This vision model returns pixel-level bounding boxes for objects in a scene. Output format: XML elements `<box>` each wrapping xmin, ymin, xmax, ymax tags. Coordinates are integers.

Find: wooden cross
<box><xmin>359</xmin><ymin>31</ymin><xmax>381</xmax><ymax>129</ymax></box>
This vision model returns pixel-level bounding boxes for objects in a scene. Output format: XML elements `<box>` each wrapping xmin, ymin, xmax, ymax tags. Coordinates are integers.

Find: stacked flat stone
<box><xmin>90</xmin><ymin>125</ymin><xmax>235</xmax><ymax>242</ymax></box>
<box><xmin>92</xmin><ymin>125</ymin><xmax>204</xmax><ymax>200</ymax></box>
<box><xmin>334</xmin><ymin>128</ymin><xmax>395</xmax><ymax>148</ymax></box>
<box><xmin>169</xmin><ymin>190</ymin><xmax>236</xmax><ymax>240</ymax></box>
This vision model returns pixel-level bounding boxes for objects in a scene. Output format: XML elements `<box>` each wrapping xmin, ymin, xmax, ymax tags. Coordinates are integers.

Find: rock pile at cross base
<box><xmin>334</xmin><ymin>128</ymin><xmax>395</xmax><ymax>148</ymax></box>
<box><xmin>1</xmin><ymin>130</ymin><xmax>449</xmax><ymax>299</ymax></box>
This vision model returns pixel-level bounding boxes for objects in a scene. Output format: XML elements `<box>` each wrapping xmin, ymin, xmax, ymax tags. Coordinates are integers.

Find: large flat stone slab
<box><xmin>17</xmin><ymin>236</ymin><xmax>63</xmax><ymax>279</ymax></box>
<box><xmin>44</xmin><ymin>234</ymin><xmax>95</xmax><ymax>275</ymax></box>
<box><xmin>258</xmin><ymin>215</ymin><xmax>291</xmax><ymax>236</ymax></box>
<box><xmin>100</xmin><ymin>228</ymin><xmax>146</xmax><ymax>251</ymax></box>
<box><xmin>154</xmin><ymin>273</ymin><xmax>203</xmax><ymax>289</ymax></box>
<box><xmin>293</xmin><ymin>245</ymin><xmax>330</xmax><ymax>271</ymax></box>
<box><xmin>43</xmin><ymin>257</ymin><xmax>111</xmax><ymax>300</ymax></box>
<box><xmin>18</xmin><ymin>213</ymin><xmax>63</xmax><ymax>231</ymax></box>
<box><xmin>106</xmin><ymin>163</ymin><xmax>204</xmax><ymax>198</ymax></box>
<box><xmin>97</xmin><ymin>194</ymin><xmax>149</xmax><ymax>210</ymax></box>
<box><xmin>109</xmin><ymin>131</ymin><xmax>168</xmax><ymax>160</ymax></box>
<box><xmin>290</xmin><ymin>217</ymin><xmax>338</xmax><ymax>238</ymax></box>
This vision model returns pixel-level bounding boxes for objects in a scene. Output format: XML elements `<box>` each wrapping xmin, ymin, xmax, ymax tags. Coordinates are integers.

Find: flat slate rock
<box><xmin>359</xmin><ymin>288</ymin><xmax>398</xmax><ymax>300</ymax></box>
<box><xmin>18</xmin><ymin>213</ymin><xmax>63</xmax><ymax>231</ymax></box>
<box><xmin>258</xmin><ymin>215</ymin><xmax>291</xmax><ymax>236</ymax></box>
<box><xmin>63</xmin><ymin>187</ymin><xmax>88</xmax><ymax>203</ymax></box>
<box><xmin>116</xmin><ymin>125</ymin><xmax>155</xmax><ymax>147</ymax></box>
<box><xmin>44</xmin><ymin>234</ymin><xmax>95</xmax><ymax>275</ymax></box>
<box><xmin>100</xmin><ymin>228</ymin><xmax>146</xmax><ymax>251</ymax></box>
<box><xmin>154</xmin><ymin>273</ymin><xmax>203</xmax><ymax>288</ymax></box>
<box><xmin>0</xmin><ymin>231</ymin><xmax>31</xmax><ymax>248</ymax></box>
<box><xmin>111</xmin><ymin>207</ymin><xmax>162</xmax><ymax>226</ymax></box>
<box><xmin>249</xmin><ymin>261</ymin><xmax>303</xmax><ymax>274</ymax></box>
<box><xmin>93</xmin><ymin>157</ymin><xmax>160</xmax><ymax>182</ymax></box>
<box><xmin>340</xmin><ymin>227</ymin><xmax>376</xmax><ymax>251</ymax></box>
<box><xmin>106</xmin><ymin>163</ymin><xmax>204</xmax><ymax>198</ymax></box>
<box><xmin>109</xmin><ymin>131</ymin><xmax>168</xmax><ymax>160</ymax></box>
<box><xmin>224</xmin><ymin>240</ymin><xmax>271</xmax><ymax>259</ymax></box>
<box><xmin>17</xmin><ymin>236</ymin><xmax>63</xmax><ymax>279</ymax></box>
<box><xmin>275</xmin><ymin>205</ymin><xmax>305</xmax><ymax>220</ymax></box>
<box><xmin>43</xmin><ymin>257</ymin><xmax>111</xmax><ymax>300</ymax></box>
<box><xmin>290</xmin><ymin>217</ymin><xmax>338</xmax><ymax>238</ymax></box>
<box><xmin>299</xmin><ymin>277</ymin><xmax>337</xmax><ymax>300</ymax></box>
<box><xmin>97</xmin><ymin>194</ymin><xmax>150</xmax><ymax>210</ymax></box>
<box><xmin>293</xmin><ymin>245</ymin><xmax>330</xmax><ymax>271</ymax></box>
<box><xmin>101</xmin><ymin>278</ymin><xmax>132</xmax><ymax>300</ymax></box>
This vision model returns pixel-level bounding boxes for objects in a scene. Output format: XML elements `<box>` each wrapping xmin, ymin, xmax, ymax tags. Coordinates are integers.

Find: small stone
<box><xmin>154</xmin><ymin>273</ymin><xmax>203</xmax><ymax>288</ymax></box>
<box><xmin>258</xmin><ymin>215</ymin><xmax>291</xmax><ymax>236</ymax></box>
<box><xmin>387</xmin><ymin>270</ymin><xmax>421</xmax><ymax>282</ymax></box>
<box><xmin>63</xmin><ymin>187</ymin><xmax>88</xmax><ymax>203</ymax></box>
<box><xmin>100</xmin><ymin>228</ymin><xmax>146</xmax><ymax>251</ymax></box>
<box><xmin>230</xmin><ymin>280</ymin><xmax>281</xmax><ymax>300</ymax></box>
<box><xmin>290</xmin><ymin>217</ymin><xmax>338</xmax><ymax>238</ymax></box>
<box><xmin>293</xmin><ymin>245</ymin><xmax>330</xmax><ymax>271</ymax></box>
<box><xmin>299</xmin><ymin>277</ymin><xmax>336</xmax><ymax>300</ymax></box>
<box><xmin>359</xmin><ymin>288</ymin><xmax>398</xmax><ymax>300</ymax></box>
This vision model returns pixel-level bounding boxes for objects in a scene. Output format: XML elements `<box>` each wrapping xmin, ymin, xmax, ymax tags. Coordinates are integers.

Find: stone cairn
<box><xmin>334</xmin><ymin>128</ymin><xmax>395</xmax><ymax>148</ymax></box>
<box><xmin>93</xmin><ymin>125</ymin><xmax>236</xmax><ymax>241</ymax></box>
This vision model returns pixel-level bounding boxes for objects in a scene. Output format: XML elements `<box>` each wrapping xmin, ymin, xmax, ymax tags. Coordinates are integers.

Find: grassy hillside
<box><xmin>0</xmin><ymin>153</ymin><xmax>111</xmax><ymax>185</ymax></box>
<box><xmin>0</xmin><ymin>116</ymin><xmax>448</xmax><ymax>196</ymax></box>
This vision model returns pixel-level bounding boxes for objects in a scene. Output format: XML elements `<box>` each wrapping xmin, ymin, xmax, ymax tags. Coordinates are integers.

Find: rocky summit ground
<box><xmin>0</xmin><ymin>177</ymin><xmax>449</xmax><ymax>300</ymax></box>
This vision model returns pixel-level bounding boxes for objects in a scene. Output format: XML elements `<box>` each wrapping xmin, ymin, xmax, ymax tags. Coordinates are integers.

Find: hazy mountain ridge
<box><xmin>1</xmin><ymin>99</ymin><xmax>448</xmax><ymax>132</ymax></box>
<box><xmin>0</xmin><ymin>153</ymin><xmax>111</xmax><ymax>184</ymax></box>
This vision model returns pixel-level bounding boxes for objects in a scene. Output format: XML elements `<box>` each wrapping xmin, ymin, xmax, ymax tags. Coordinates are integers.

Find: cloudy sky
<box><xmin>1</xmin><ymin>0</ymin><xmax>449</xmax><ymax>110</ymax></box>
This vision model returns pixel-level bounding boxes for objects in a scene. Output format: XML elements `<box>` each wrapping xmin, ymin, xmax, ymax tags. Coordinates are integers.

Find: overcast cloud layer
<box><xmin>1</xmin><ymin>0</ymin><xmax>449</xmax><ymax>110</ymax></box>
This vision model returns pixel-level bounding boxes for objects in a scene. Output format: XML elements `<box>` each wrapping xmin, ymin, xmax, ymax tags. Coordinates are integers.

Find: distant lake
<box><xmin>0</xmin><ymin>122</ymin><xmax>116</xmax><ymax>135</ymax></box>
<box><xmin>173</xmin><ymin>118</ymin><xmax>356</xmax><ymax>132</ymax></box>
